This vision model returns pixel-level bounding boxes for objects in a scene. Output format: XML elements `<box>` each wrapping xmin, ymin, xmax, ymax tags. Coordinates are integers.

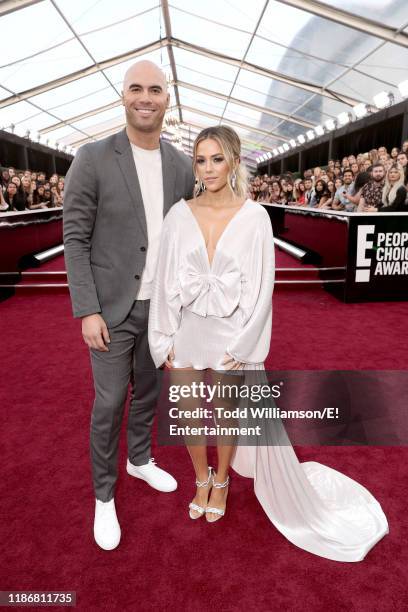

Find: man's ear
<box><xmin>121</xmin><ymin>90</ymin><xmax>125</xmax><ymax>106</ymax></box>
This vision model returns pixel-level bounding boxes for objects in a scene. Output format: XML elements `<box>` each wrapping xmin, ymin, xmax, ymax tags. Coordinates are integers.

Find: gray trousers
<box><xmin>89</xmin><ymin>299</ymin><xmax>160</xmax><ymax>502</ymax></box>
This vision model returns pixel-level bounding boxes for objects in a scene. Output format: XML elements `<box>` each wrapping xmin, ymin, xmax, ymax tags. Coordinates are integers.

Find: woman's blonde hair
<box><xmin>382</xmin><ymin>164</ymin><xmax>405</xmax><ymax>206</ymax></box>
<box><xmin>192</xmin><ymin>126</ymin><xmax>248</xmax><ymax>198</ymax></box>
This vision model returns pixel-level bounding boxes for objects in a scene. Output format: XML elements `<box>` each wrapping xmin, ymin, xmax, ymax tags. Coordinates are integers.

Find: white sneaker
<box><xmin>94</xmin><ymin>498</ymin><xmax>121</xmax><ymax>550</ymax></box>
<box><xmin>126</xmin><ymin>458</ymin><xmax>177</xmax><ymax>492</ymax></box>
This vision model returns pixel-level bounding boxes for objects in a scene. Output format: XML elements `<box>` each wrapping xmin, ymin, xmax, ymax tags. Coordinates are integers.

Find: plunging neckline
<box><xmin>182</xmin><ymin>197</ymin><xmax>250</xmax><ymax>271</ymax></box>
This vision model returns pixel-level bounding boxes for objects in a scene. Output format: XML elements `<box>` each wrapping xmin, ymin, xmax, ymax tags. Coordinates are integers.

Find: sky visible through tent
<box><xmin>1</xmin><ymin>0</ymin><xmax>408</xmax><ymax>170</ymax></box>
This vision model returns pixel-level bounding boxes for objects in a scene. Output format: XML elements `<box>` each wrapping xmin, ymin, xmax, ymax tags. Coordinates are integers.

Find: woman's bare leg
<box><xmin>206</xmin><ymin>369</ymin><xmax>243</xmax><ymax>521</ymax></box>
<box><xmin>169</xmin><ymin>366</ymin><xmax>210</xmax><ymax>517</ymax></box>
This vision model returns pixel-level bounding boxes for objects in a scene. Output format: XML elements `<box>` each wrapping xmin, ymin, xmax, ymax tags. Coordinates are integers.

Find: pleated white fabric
<box><xmin>148</xmin><ymin>197</ymin><xmax>389</xmax><ymax>562</ymax></box>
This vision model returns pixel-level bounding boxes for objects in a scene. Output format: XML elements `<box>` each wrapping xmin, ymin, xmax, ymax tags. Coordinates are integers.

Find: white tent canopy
<box><xmin>1</xmin><ymin>0</ymin><xmax>408</xmax><ymax>170</ymax></box>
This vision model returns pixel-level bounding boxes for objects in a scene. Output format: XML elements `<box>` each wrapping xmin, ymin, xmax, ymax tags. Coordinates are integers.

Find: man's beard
<box><xmin>374</xmin><ymin>177</ymin><xmax>384</xmax><ymax>183</ymax></box>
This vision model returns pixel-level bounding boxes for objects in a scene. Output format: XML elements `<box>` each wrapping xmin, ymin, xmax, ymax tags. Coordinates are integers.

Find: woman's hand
<box><xmin>165</xmin><ymin>347</ymin><xmax>175</xmax><ymax>369</ymax></box>
<box><xmin>222</xmin><ymin>353</ymin><xmax>244</xmax><ymax>370</ymax></box>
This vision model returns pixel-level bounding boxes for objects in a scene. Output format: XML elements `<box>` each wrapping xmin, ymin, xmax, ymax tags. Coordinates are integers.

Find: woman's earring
<box><xmin>195</xmin><ymin>176</ymin><xmax>205</xmax><ymax>192</ymax></box>
<box><xmin>231</xmin><ymin>171</ymin><xmax>237</xmax><ymax>190</ymax></box>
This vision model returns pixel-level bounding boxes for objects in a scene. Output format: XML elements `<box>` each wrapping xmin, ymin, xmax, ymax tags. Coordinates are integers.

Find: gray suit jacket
<box><xmin>63</xmin><ymin>128</ymin><xmax>195</xmax><ymax>328</ymax></box>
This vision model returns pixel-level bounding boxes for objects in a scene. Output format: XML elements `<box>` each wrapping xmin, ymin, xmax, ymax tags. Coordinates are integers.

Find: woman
<box><xmin>294</xmin><ymin>180</ymin><xmax>306</xmax><ymax>205</ymax></box>
<box><xmin>1</xmin><ymin>168</ymin><xmax>10</xmax><ymax>192</ymax></box>
<box><xmin>390</xmin><ymin>147</ymin><xmax>399</xmax><ymax>161</ymax></box>
<box><xmin>4</xmin><ymin>182</ymin><xmax>26</xmax><ymax>211</ymax></box>
<box><xmin>334</xmin><ymin>177</ymin><xmax>343</xmax><ymax>191</ymax></box>
<box><xmin>269</xmin><ymin>180</ymin><xmax>282</xmax><ymax>203</ymax></box>
<box><xmin>148</xmin><ymin>126</ymin><xmax>388</xmax><ymax>562</ymax></box>
<box><xmin>31</xmin><ymin>185</ymin><xmax>50</xmax><ymax>209</ymax></box>
<box><xmin>310</xmin><ymin>179</ymin><xmax>330</xmax><ymax>208</ymax></box>
<box><xmin>350</xmin><ymin>161</ymin><xmax>360</xmax><ymax>178</ymax></box>
<box><xmin>257</xmin><ymin>181</ymin><xmax>270</xmax><ymax>203</ymax></box>
<box><xmin>379</xmin><ymin>164</ymin><xmax>408</xmax><ymax>211</ymax></box>
<box><xmin>284</xmin><ymin>180</ymin><xmax>294</xmax><ymax>203</ymax></box>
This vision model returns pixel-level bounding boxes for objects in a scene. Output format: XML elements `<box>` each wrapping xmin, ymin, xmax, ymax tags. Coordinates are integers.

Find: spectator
<box><xmin>1</xmin><ymin>168</ymin><xmax>10</xmax><ymax>191</ymax></box>
<box><xmin>0</xmin><ymin>189</ymin><xmax>8</xmax><ymax>211</ymax></box>
<box><xmin>378</xmin><ymin>165</ymin><xmax>408</xmax><ymax>212</ymax></box>
<box><xmin>269</xmin><ymin>180</ymin><xmax>282</xmax><ymax>203</ymax></box>
<box><xmin>257</xmin><ymin>181</ymin><xmax>270</xmax><ymax>202</ymax></box>
<box><xmin>51</xmin><ymin>185</ymin><xmax>63</xmax><ymax>207</ymax></box>
<box><xmin>390</xmin><ymin>147</ymin><xmax>399</xmax><ymax>161</ymax></box>
<box><xmin>334</xmin><ymin>177</ymin><xmax>343</xmax><ymax>191</ymax></box>
<box><xmin>369</xmin><ymin>149</ymin><xmax>379</xmax><ymax>164</ymax></box>
<box><xmin>310</xmin><ymin>179</ymin><xmax>331</xmax><ymax>208</ymax></box>
<box><xmin>342</xmin><ymin>171</ymin><xmax>371</xmax><ymax>208</ymax></box>
<box><xmin>332</xmin><ymin>169</ymin><xmax>355</xmax><ymax>211</ymax></box>
<box><xmin>303</xmin><ymin>177</ymin><xmax>314</xmax><ymax>207</ymax></box>
<box><xmin>294</xmin><ymin>180</ymin><xmax>305</xmax><ymax>205</ymax></box>
<box><xmin>358</xmin><ymin>163</ymin><xmax>385</xmax><ymax>212</ymax></box>
<box><xmin>324</xmin><ymin>180</ymin><xmax>336</xmax><ymax>207</ymax></box>
<box><xmin>313</xmin><ymin>167</ymin><xmax>322</xmax><ymax>183</ymax></box>
<box><xmin>285</xmin><ymin>181</ymin><xmax>295</xmax><ymax>203</ymax></box>
<box><xmin>43</xmin><ymin>188</ymin><xmax>53</xmax><ymax>205</ymax></box>
<box><xmin>350</xmin><ymin>161</ymin><xmax>359</xmax><ymax>178</ymax></box>
<box><xmin>4</xmin><ymin>182</ymin><xmax>26</xmax><ymax>211</ymax></box>
<box><xmin>396</xmin><ymin>151</ymin><xmax>408</xmax><ymax>185</ymax></box>
<box><xmin>30</xmin><ymin>184</ymin><xmax>49</xmax><ymax>209</ymax></box>
<box><xmin>11</xmin><ymin>175</ymin><xmax>22</xmax><ymax>189</ymax></box>
<box><xmin>21</xmin><ymin>176</ymin><xmax>33</xmax><ymax>208</ymax></box>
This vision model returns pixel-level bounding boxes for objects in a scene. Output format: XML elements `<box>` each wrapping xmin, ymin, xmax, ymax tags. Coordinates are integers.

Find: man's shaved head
<box><xmin>121</xmin><ymin>60</ymin><xmax>169</xmax><ymax>142</ymax></box>
<box><xmin>122</xmin><ymin>60</ymin><xmax>167</xmax><ymax>93</ymax></box>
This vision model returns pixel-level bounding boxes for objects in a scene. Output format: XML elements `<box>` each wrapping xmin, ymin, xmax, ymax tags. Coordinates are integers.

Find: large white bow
<box><xmin>179</xmin><ymin>247</ymin><xmax>241</xmax><ymax>317</ymax></box>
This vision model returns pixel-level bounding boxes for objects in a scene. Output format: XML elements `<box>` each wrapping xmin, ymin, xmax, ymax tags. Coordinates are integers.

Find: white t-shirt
<box><xmin>130</xmin><ymin>142</ymin><xmax>164</xmax><ymax>300</ymax></box>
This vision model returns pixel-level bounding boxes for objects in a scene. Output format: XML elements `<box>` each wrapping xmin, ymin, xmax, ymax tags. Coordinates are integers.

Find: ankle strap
<box><xmin>196</xmin><ymin>466</ymin><xmax>213</xmax><ymax>487</ymax></box>
<box><xmin>212</xmin><ymin>473</ymin><xmax>230</xmax><ymax>488</ymax></box>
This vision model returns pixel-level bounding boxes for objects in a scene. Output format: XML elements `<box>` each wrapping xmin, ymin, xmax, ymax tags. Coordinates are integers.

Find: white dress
<box><xmin>148</xmin><ymin>197</ymin><xmax>389</xmax><ymax>562</ymax></box>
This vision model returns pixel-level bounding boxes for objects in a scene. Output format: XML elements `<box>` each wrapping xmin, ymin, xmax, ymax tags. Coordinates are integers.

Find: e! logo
<box><xmin>355</xmin><ymin>225</ymin><xmax>375</xmax><ymax>282</ymax></box>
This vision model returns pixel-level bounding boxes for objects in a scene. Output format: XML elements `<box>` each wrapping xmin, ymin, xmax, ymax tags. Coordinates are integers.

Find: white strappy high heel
<box><xmin>188</xmin><ymin>466</ymin><xmax>213</xmax><ymax>520</ymax></box>
<box><xmin>205</xmin><ymin>472</ymin><xmax>230</xmax><ymax>523</ymax></box>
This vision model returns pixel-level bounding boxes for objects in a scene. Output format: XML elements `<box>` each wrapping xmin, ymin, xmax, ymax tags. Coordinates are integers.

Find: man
<box><xmin>63</xmin><ymin>61</ymin><xmax>195</xmax><ymax>551</ymax></box>
<box><xmin>396</xmin><ymin>151</ymin><xmax>408</xmax><ymax>185</ymax></box>
<box><xmin>332</xmin><ymin>169</ymin><xmax>356</xmax><ymax>211</ymax></box>
<box><xmin>358</xmin><ymin>163</ymin><xmax>385</xmax><ymax>212</ymax></box>
<box><xmin>303</xmin><ymin>177</ymin><xmax>315</xmax><ymax>207</ymax></box>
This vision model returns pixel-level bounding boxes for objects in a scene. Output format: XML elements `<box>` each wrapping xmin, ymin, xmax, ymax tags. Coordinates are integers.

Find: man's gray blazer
<box><xmin>63</xmin><ymin>127</ymin><xmax>195</xmax><ymax>328</ymax></box>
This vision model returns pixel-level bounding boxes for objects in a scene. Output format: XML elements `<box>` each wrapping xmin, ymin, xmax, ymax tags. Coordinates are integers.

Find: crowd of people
<box><xmin>249</xmin><ymin>142</ymin><xmax>408</xmax><ymax>213</ymax></box>
<box><xmin>0</xmin><ymin>167</ymin><xmax>64</xmax><ymax>212</ymax></box>
<box><xmin>2</xmin><ymin>142</ymin><xmax>408</xmax><ymax>215</ymax></box>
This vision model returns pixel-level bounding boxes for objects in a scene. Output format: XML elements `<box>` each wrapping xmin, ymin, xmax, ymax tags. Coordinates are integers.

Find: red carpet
<box><xmin>1</xmin><ymin>254</ymin><xmax>407</xmax><ymax>611</ymax></box>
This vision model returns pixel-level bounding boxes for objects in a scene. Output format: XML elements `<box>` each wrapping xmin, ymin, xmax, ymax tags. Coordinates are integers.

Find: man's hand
<box><xmin>82</xmin><ymin>314</ymin><xmax>111</xmax><ymax>351</ymax></box>
<box><xmin>363</xmin><ymin>205</ymin><xmax>378</xmax><ymax>212</ymax></box>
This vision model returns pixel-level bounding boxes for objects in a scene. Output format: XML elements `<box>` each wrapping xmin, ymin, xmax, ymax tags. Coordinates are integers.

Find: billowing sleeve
<box><xmin>148</xmin><ymin>213</ymin><xmax>182</xmax><ymax>368</ymax></box>
<box><xmin>226</xmin><ymin>211</ymin><xmax>275</xmax><ymax>364</ymax></box>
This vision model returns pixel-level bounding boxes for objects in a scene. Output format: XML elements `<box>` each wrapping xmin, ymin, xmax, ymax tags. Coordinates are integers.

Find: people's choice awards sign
<box><xmin>356</xmin><ymin>225</ymin><xmax>408</xmax><ymax>282</ymax></box>
<box><xmin>344</xmin><ymin>214</ymin><xmax>408</xmax><ymax>301</ymax></box>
